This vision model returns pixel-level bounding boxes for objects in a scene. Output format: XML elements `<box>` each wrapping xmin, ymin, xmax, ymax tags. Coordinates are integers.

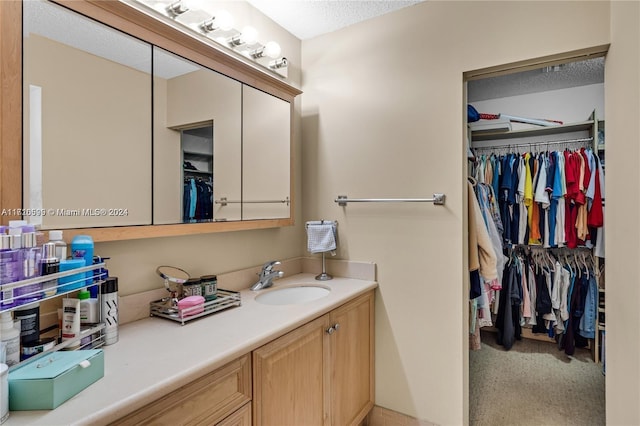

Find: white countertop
<box><xmin>6</xmin><ymin>273</ymin><xmax>377</xmax><ymax>426</ymax></box>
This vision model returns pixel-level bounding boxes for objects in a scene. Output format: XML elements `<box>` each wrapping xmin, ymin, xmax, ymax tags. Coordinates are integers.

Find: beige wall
<box><xmin>605</xmin><ymin>1</ymin><xmax>640</xmax><ymax>424</ymax></box>
<box><xmin>301</xmin><ymin>2</ymin><xmax>612</xmax><ymax>425</ymax></box>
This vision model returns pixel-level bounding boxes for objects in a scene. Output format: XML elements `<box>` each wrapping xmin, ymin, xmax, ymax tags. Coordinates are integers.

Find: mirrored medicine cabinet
<box><xmin>1</xmin><ymin>0</ymin><xmax>300</xmax><ymax>241</ymax></box>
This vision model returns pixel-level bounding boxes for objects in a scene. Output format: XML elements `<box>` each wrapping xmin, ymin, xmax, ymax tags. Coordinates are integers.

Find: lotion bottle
<box><xmin>47</xmin><ymin>230</ymin><xmax>67</xmax><ymax>261</ymax></box>
<box><xmin>61</xmin><ymin>298</ymin><xmax>80</xmax><ymax>349</ymax></box>
<box><xmin>0</xmin><ymin>312</ymin><xmax>19</xmax><ymax>366</ymax></box>
<box><xmin>78</xmin><ymin>288</ymin><xmax>99</xmax><ymax>324</ymax></box>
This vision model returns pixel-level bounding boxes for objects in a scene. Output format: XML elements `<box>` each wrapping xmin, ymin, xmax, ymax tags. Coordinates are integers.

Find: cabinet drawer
<box><xmin>217</xmin><ymin>402</ymin><xmax>252</xmax><ymax>426</ymax></box>
<box><xmin>112</xmin><ymin>354</ymin><xmax>251</xmax><ymax>426</ymax></box>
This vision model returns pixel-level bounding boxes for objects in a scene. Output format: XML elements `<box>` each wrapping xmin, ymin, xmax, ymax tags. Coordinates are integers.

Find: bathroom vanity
<box><xmin>6</xmin><ymin>274</ymin><xmax>376</xmax><ymax>425</ymax></box>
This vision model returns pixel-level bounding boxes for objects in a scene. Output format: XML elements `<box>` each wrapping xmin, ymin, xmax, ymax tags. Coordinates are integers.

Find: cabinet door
<box><xmin>329</xmin><ymin>291</ymin><xmax>375</xmax><ymax>426</ymax></box>
<box><xmin>242</xmin><ymin>85</ymin><xmax>291</xmax><ymax>220</ymax></box>
<box><xmin>253</xmin><ymin>315</ymin><xmax>330</xmax><ymax>426</ymax></box>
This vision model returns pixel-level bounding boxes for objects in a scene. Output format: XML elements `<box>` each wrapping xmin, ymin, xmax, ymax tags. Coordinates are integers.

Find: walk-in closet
<box><xmin>466</xmin><ymin>54</ymin><xmax>606</xmax><ymax>425</ymax></box>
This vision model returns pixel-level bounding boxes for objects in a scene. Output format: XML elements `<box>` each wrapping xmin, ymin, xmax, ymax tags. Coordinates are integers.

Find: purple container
<box><xmin>0</xmin><ymin>234</ymin><xmax>21</xmax><ymax>309</ymax></box>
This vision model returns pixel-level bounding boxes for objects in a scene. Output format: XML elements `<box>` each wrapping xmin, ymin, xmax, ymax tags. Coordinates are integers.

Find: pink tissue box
<box><xmin>177</xmin><ymin>296</ymin><xmax>205</xmax><ymax>317</ymax></box>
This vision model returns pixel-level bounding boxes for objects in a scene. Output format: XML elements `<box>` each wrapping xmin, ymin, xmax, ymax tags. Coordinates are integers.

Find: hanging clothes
<box><xmin>470</xmin><ymin>143</ymin><xmax>604</xmax><ymax>353</ymax></box>
<box><xmin>471</xmin><ymin>147</ymin><xmax>604</xmax><ymax>251</ymax></box>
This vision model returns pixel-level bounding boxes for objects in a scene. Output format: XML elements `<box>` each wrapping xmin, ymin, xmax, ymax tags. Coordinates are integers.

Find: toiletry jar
<box><xmin>8</xmin><ymin>349</ymin><xmax>104</xmax><ymax>410</ymax></box>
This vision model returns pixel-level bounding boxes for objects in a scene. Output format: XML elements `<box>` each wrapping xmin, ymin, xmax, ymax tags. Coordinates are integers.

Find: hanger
<box><xmin>572</xmin><ymin>253</ymin><xmax>582</xmax><ymax>278</ymax></box>
<box><xmin>584</xmin><ymin>253</ymin><xmax>591</xmax><ymax>279</ymax></box>
<box><xmin>563</xmin><ymin>251</ymin><xmax>574</xmax><ymax>276</ymax></box>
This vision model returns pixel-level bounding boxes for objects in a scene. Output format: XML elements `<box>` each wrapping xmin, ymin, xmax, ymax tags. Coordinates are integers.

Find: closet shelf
<box><xmin>183</xmin><ymin>150</ymin><xmax>212</xmax><ymax>159</ymax></box>
<box><xmin>471</xmin><ymin>119</ymin><xmax>594</xmax><ymax>141</ymax></box>
<box><xmin>183</xmin><ymin>169</ymin><xmax>212</xmax><ymax>175</ymax></box>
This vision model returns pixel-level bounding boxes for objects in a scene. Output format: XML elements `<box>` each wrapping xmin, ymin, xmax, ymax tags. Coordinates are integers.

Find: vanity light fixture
<box><xmin>165</xmin><ymin>0</ymin><xmax>189</xmax><ymax>17</ymax></box>
<box><xmin>250</xmin><ymin>41</ymin><xmax>282</xmax><ymax>59</ymax></box>
<box><xmin>229</xmin><ymin>26</ymin><xmax>259</xmax><ymax>47</ymax></box>
<box><xmin>125</xmin><ymin>0</ymin><xmax>289</xmax><ymax>77</ymax></box>
<box><xmin>200</xmin><ymin>10</ymin><xmax>234</xmax><ymax>33</ymax></box>
<box><xmin>269</xmin><ymin>58</ymin><xmax>288</xmax><ymax>70</ymax></box>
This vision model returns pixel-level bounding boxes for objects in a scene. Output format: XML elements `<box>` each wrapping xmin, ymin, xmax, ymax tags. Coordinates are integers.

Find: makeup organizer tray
<box><xmin>149</xmin><ymin>289</ymin><xmax>241</xmax><ymax>326</ymax></box>
<box><xmin>1</xmin><ymin>263</ymin><xmax>108</xmax><ymax>371</ymax></box>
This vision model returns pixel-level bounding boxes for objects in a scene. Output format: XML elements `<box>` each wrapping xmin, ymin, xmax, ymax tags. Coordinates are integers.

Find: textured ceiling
<box><xmin>246</xmin><ymin>0</ymin><xmax>424</xmax><ymax>40</ymax></box>
<box><xmin>468</xmin><ymin>57</ymin><xmax>605</xmax><ymax>102</ymax></box>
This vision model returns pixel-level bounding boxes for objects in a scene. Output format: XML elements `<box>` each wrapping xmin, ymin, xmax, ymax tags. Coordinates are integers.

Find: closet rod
<box><xmin>335</xmin><ymin>194</ymin><xmax>446</xmax><ymax>206</ymax></box>
<box><xmin>472</xmin><ymin>136</ymin><xmax>593</xmax><ymax>152</ymax></box>
<box><xmin>215</xmin><ymin>197</ymin><xmax>290</xmax><ymax>206</ymax></box>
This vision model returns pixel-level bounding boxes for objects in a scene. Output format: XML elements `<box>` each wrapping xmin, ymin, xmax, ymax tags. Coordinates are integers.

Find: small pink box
<box><xmin>177</xmin><ymin>295</ymin><xmax>205</xmax><ymax>317</ymax></box>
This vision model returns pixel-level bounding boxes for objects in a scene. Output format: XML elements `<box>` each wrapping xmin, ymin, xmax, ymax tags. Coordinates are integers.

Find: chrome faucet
<box><xmin>250</xmin><ymin>260</ymin><xmax>284</xmax><ymax>291</ymax></box>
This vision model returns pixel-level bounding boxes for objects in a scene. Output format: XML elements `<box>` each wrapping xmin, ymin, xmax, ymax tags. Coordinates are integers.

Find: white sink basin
<box><xmin>255</xmin><ymin>284</ymin><xmax>331</xmax><ymax>305</ymax></box>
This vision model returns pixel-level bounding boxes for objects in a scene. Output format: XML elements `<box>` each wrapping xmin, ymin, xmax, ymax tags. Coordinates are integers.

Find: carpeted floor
<box><xmin>469</xmin><ymin>330</ymin><xmax>605</xmax><ymax>426</ymax></box>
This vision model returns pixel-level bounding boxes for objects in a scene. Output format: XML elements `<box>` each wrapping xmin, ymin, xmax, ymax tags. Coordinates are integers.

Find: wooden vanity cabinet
<box><xmin>110</xmin><ymin>291</ymin><xmax>373</xmax><ymax>426</ymax></box>
<box><xmin>110</xmin><ymin>354</ymin><xmax>251</xmax><ymax>426</ymax></box>
<box><xmin>253</xmin><ymin>291</ymin><xmax>375</xmax><ymax>426</ymax></box>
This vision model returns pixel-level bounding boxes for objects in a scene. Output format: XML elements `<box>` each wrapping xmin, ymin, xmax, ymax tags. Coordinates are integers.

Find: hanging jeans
<box><xmin>579</xmin><ymin>274</ymin><xmax>598</xmax><ymax>339</ymax></box>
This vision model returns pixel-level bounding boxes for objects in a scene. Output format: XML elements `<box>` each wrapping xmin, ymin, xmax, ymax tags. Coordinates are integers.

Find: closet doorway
<box><xmin>464</xmin><ymin>50</ymin><xmax>607</xmax><ymax>425</ymax></box>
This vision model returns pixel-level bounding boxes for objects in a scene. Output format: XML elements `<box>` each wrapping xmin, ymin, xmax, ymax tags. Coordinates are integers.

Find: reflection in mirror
<box><xmin>242</xmin><ymin>86</ymin><xmax>291</xmax><ymax>220</ymax></box>
<box><xmin>153</xmin><ymin>47</ymin><xmax>242</xmax><ymax>224</ymax></box>
<box><xmin>182</xmin><ymin>125</ymin><xmax>213</xmax><ymax>222</ymax></box>
<box><xmin>23</xmin><ymin>0</ymin><xmax>152</xmax><ymax>229</ymax></box>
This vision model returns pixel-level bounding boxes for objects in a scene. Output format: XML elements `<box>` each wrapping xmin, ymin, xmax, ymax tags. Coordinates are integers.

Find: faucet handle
<box><xmin>262</xmin><ymin>260</ymin><xmax>281</xmax><ymax>273</ymax></box>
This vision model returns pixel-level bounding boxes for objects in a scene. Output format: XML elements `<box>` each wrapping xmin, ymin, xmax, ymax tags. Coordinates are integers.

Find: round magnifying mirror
<box><xmin>156</xmin><ymin>266</ymin><xmax>190</xmax><ymax>314</ymax></box>
<box><xmin>156</xmin><ymin>265</ymin><xmax>190</xmax><ymax>285</ymax></box>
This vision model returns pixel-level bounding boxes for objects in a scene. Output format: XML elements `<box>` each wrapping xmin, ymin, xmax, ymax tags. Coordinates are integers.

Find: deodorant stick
<box><xmin>101</xmin><ymin>277</ymin><xmax>118</xmax><ymax>345</ymax></box>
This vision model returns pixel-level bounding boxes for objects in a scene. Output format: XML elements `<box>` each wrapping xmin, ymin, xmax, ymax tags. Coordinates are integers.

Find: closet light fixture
<box><xmin>125</xmin><ymin>0</ymin><xmax>288</xmax><ymax>78</ymax></box>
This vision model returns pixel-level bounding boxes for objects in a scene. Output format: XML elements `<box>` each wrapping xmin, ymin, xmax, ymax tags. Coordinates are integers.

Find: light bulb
<box><xmin>239</xmin><ymin>26</ymin><xmax>258</xmax><ymax>45</ymax></box>
<box><xmin>216</xmin><ymin>10</ymin><xmax>234</xmax><ymax>31</ymax></box>
<box><xmin>166</xmin><ymin>0</ymin><xmax>205</xmax><ymax>17</ymax></box>
<box><xmin>263</xmin><ymin>41</ymin><xmax>281</xmax><ymax>59</ymax></box>
<box><xmin>183</xmin><ymin>0</ymin><xmax>206</xmax><ymax>10</ymax></box>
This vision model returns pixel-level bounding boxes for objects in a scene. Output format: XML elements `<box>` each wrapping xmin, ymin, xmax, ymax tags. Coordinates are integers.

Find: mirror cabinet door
<box><xmin>23</xmin><ymin>0</ymin><xmax>152</xmax><ymax>229</ymax></box>
<box><xmin>18</xmin><ymin>0</ymin><xmax>295</xmax><ymax>238</ymax></box>
<box><xmin>152</xmin><ymin>47</ymin><xmax>242</xmax><ymax>224</ymax></box>
<box><xmin>242</xmin><ymin>86</ymin><xmax>291</xmax><ymax>220</ymax></box>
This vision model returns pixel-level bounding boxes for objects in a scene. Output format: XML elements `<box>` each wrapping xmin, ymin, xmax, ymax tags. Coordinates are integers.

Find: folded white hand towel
<box><xmin>306</xmin><ymin>221</ymin><xmax>337</xmax><ymax>254</ymax></box>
